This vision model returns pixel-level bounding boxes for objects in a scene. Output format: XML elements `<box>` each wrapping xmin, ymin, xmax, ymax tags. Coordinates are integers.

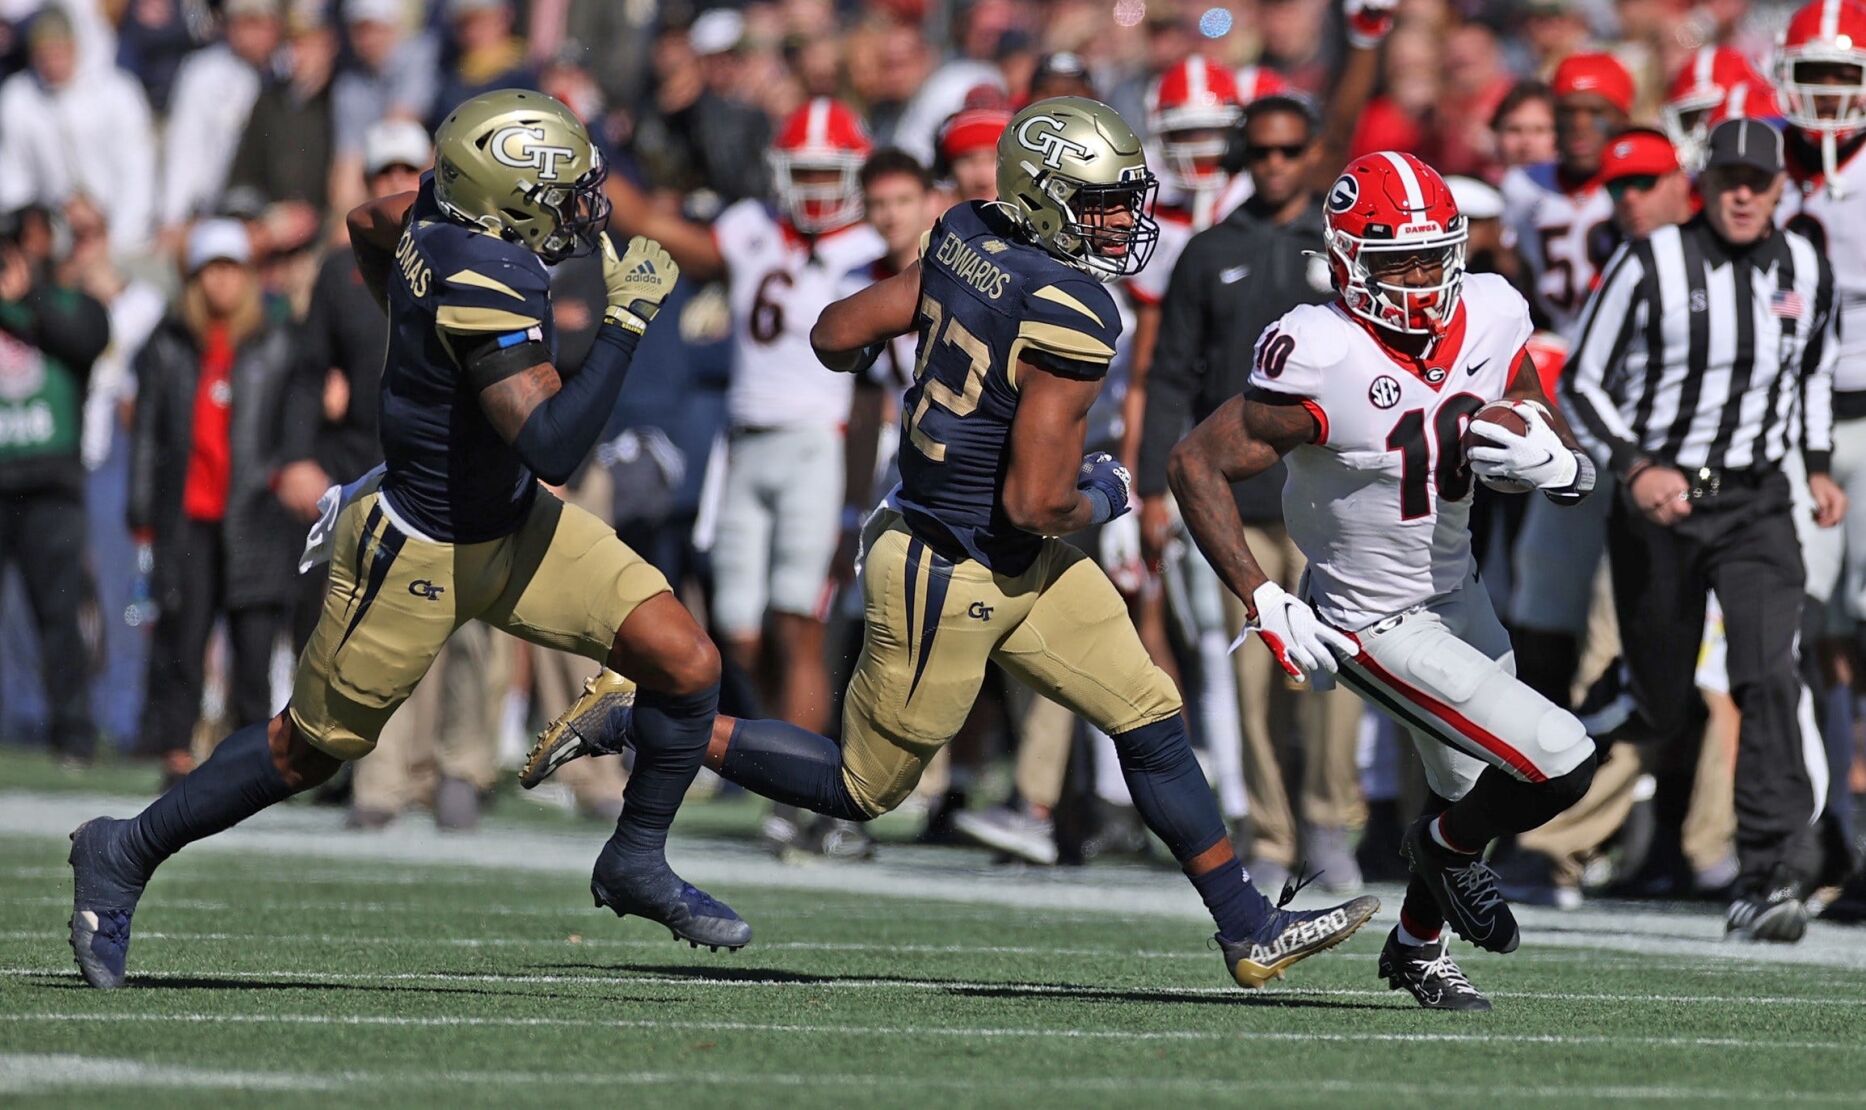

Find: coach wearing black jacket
<box><xmin>1135</xmin><ymin>96</ymin><xmax>1356</xmax><ymax>888</ymax></box>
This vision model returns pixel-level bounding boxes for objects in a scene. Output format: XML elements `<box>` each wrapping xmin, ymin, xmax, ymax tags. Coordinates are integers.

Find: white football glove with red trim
<box><xmin>1345</xmin><ymin>0</ymin><xmax>1399</xmax><ymax>48</ymax></box>
<box><xmin>1236</xmin><ymin>581</ymin><xmax>1357</xmax><ymax>682</ymax></box>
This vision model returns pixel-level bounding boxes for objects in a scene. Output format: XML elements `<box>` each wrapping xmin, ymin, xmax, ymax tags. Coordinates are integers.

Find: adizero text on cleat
<box><xmin>521</xmin><ymin>670</ymin><xmax>635</xmax><ymax>789</ymax></box>
<box><xmin>1402</xmin><ymin>818</ymin><xmax>1519</xmax><ymax>954</ymax></box>
<box><xmin>1220</xmin><ymin>894</ymin><xmax>1380</xmax><ymax>988</ymax></box>
<box><xmin>67</xmin><ymin>818</ymin><xmax>148</xmax><ymax>989</ymax></box>
<box><xmin>1378</xmin><ymin>927</ymin><xmax>1491</xmax><ymax>1011</ymax></box>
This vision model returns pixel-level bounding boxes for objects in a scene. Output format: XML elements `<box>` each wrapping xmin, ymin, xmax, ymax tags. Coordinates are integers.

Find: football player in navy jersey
<box><xmin>529</xmin><ymin>97</ymin><xmax>1380</xmax><ymax>989</ymax></box>
<box><xmin>67</xmin><ymin>90</ymin><xmax>751</xmax><ymax>990</ymax></box>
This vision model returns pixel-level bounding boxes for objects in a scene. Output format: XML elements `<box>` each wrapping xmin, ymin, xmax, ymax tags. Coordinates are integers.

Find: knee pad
<box><xmin>1110</xmin><ymin>715</ymin><xmax>1190</xmax><ymax>774</ymax></box>
<box><xmin>1529</xmin><ymin>705</ymin><xmax>1594</xmax><ymax>780</ymax></box>
<box><xmin>1543</xmin><ymin>745</ymin><xmax>1598</xmax><ymax>809</ymax></box>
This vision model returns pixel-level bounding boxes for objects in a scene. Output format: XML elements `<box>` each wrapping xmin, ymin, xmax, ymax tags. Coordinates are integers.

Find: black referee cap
<box><xmin>1703</xmin><ymin>118</ymin><xmax>1784</xmax><ymax>175</ymax></box>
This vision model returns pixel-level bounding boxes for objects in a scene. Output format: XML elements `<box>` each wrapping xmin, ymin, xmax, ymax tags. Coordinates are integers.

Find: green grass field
<box><xmin>3</xmin><ymin>749</ymin><xmax>1864</xmax><ymax>1107</ymax></box>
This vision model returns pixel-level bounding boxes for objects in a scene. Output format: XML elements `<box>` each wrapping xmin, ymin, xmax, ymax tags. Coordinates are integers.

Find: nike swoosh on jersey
<box><xmin>1219</xmin><ymin>265</ymin><xmax>1251</xmax><ymax>284</ymax></box>
<box><xmin>1466</xmin><ymin>357</ymin><xmax>1490</xmax><ymax>376</ymax></box>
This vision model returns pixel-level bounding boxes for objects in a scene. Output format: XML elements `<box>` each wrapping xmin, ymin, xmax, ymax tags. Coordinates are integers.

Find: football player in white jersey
<box><xmin>604</xmin><ymin>98</ymin><xmax>885</xmax><ymax>737</ymax></box>
<box><xmin>1777</xmin><ymin>0</ymin><xmax>1866</xmax><ymax>625</ymax></box>
<box><xmin>1500</xmin><ymin>51</ymin><xmax>1631</xmax><ymax>710</ymax></box>
<box><xmin>1168</xmin><ymin>153</ymin><xmax>1600</xmax><ymax>1011</ymax></box>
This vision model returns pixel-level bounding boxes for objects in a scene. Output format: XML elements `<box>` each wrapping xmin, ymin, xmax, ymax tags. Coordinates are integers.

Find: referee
<box><xmin>1561</xmin><ymin>119</ymin><xmax>1845</xmax><ymax>941</ymax></box>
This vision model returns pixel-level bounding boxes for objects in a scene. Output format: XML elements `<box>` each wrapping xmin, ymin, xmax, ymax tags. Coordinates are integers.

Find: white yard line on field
<box><xmin>6</xmin><ymin>789</ymin><xmax>1866</xmax><ymax>970</ymax></box>
<box><xmin>4</xmin><ymin>964</ymin><xmax>1865</xmax><ymax>1008</ymax></box>
<box><xmin>1</xmin><ymin>1054</ymin><xmax>1862</xmax><ymax>1103</ymax></box>
<box><xmin>2</xmin><ymin>1011</ymin><xmax>1862</xmax><ymax>1052</ymax></box>
<box><xmin>0</xmin><ymin>1053</ymin><xmax>336</xmax><ymax>1094</ymax></box>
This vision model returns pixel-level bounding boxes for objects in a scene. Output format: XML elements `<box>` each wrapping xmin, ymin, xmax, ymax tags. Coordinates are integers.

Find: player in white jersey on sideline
<box><xmin>1167</xmin><ymin>152</ymin><xmax>1600</xmax><ymax>1011</ymax></box>
<box><xmin>1499</xmin><ymin>51</ymin><xmax>1631</xmax><ymax>708</ymax></box>
<box><xmin>604</xmin><ymin>98</ymin><xmax>885</xmax><ymax>737</ymax></box>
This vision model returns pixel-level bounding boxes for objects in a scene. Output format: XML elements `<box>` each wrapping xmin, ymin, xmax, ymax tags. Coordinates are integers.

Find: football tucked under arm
<box><xmin>1463</xmin><ymin>349</ymin><xmax>1596</xmax><ymax>504</ymax></box>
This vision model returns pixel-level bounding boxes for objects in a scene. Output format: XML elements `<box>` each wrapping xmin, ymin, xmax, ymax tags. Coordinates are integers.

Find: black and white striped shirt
<box><xmin>1561</xmin><ymin>215</ymin><xmax>1837</xmax><ymax>477</ymax></box>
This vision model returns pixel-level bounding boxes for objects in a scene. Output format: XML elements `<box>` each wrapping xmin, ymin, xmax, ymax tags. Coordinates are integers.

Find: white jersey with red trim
<box><xmin>1249</xmin><ymin>274</ymin><xmax>1533</xmax><ymax>629</ymax></box>
<box><xmin>1500</xmin><ymin>163</ymin><xmax>1616</xmax><ymax>340</ymax></box>
<box><xmin>713</xmin><ymin>199</ymin><xmax>885</xmax><ymax>428</ymax></box>
<box><xmin>1779</xmin><ymin>142</ymin><xmax>1866</xmax><ymax>392</ymax></box>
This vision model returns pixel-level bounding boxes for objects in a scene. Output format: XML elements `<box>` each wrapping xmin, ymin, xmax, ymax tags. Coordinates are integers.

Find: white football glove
<box><xmin>1234</xmin><ymin>581</ymin><xmax>1357</xmax><ymax>682</ymax></box>
<box><xmin>1466</xmin><ymin>401</ymin><xmax>1578</xmax><ymax>491</ymax></box>
<box><xmin>1344</xmin><ymin>0</ymin><xmax>1400</xmax><ymax>48</ymax></box>
<box><xmin>1098</xmin><ymin>510</ymin><xmax>1146</xmax><ymax>596</ymax></box>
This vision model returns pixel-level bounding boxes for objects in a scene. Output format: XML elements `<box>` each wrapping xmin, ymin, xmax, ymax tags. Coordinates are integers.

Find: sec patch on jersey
<box><xmin>1464</xmin><ymin>402</ymin><xmax>1534</xmax><ymax>493</ymax></box>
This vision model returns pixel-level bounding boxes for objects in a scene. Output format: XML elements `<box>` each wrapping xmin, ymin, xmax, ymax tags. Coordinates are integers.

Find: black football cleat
<box><xmin>591</xmin><ymin>848</ymin><xmax>751</xmax><ymax>951</ymax></box>
<box><xmin>520</xmin><ymin>670</ymin><xmax>634</xmax><ymax>789</ymax></box>
<box><xmin>1378</xmin><ymin>927</ymin><xmax>1492</xmax><ymax>1011</ymax></box>
<box><xmin>1402</xmin><ymin>817</ymin><xmax>1520</xmax><ymax>954</ymax></box>
<box><xmin>68</xmin><ymin>818</ymin><xmax>148</xmax><ymax>989</ymax></box>
<box><xmin>1219</xmin><ymin>894</ymin><xmax>1380</xmax><ymax>988</ymax></box>
<box><xmin>1726</xmin><ymin>885</ymin><xmax>1809</xmax><ymax>943</ymax></box>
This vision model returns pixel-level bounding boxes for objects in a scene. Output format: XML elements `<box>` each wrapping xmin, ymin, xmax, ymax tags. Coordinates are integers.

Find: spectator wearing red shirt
<box><xmin>128</xmin><ymin>221</ymin><xmax>300</xmax><ymax>782</ymax></box>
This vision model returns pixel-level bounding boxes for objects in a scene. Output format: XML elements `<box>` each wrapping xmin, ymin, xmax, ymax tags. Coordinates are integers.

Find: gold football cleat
<box><xmin>519</xmin><ymin>670</ymin><xmax>636</xmax><ymax>789</ymax></box>
<box><xmin>1219</xmin><ymin>894</ymin><xmax>1381</xmax><ymax>988</ymax></box>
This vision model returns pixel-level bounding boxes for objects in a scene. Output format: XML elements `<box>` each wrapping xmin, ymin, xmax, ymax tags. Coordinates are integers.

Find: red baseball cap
<box><xmin>939</xmin><ymin>107</ymin><xmax>1011</xmax><ymax>159</ymax></box>
<box><xmin>1600</xmin><ymin>128</ymin><xmax>1679</xmax><ymax>181</ymax></box>
<box><xmin>1552</xmin><ymin>51</ymin><xmax>1635</xmax><ymax>115</ymax></box>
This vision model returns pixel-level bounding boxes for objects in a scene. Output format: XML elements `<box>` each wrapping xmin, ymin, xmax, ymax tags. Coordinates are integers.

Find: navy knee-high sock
<box><xmin>1112</xmin><ymin>716</ymin><xmax>1274</xmax><ymax>942</ymax></box>
<box><xmin>713</xmin><ymin>718</ymin><xmax>869</xmax><ymax>821</ymax></box>
<box><xmin>607</xmin><ymin>683</ymin><xmax>720</xmax><ymax>865</ymax></box>
<box><xmin>120</xmin><ymin>721</ymin><xmax>297</xmax><ymax>876</ymax></box>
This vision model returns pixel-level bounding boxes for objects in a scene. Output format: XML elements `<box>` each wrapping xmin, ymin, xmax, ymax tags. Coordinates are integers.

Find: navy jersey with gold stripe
<box><xmin>893</xmin><ymin>201</ymin><xmax>1122</xmax><ymax>574</ymax></box>
<box><xmin>377</xmin><ymin>175</ymin><xmax>555</xmax><ymax>543</ymax></box>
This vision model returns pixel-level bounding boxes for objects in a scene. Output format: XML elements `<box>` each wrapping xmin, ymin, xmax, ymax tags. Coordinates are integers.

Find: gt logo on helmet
<box><xmin>490</xmin><ymin>125</ymin><xmax>577</xmax><ymax>181</ymax></box>
<box><xmin>1328</xmin><ymin>174</ymin><xmax>1359</xmax><ymax>212</ymax></box>
<box><xmin>1018</xmin><ymin>115</ymin><xmax>1094</xmax><ymax>169</ymax></box>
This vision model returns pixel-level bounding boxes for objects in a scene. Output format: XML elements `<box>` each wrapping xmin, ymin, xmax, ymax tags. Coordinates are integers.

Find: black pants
<box><xmin>138</xmin><ymin>518</ymin><xmax>284</xmax><ymax>756</ymax></box>
<box><xmin>0</xmin><ymin>488</ymin><xmax>94</xmax><ymax>756</ymax></box>
<box><xmin>1606</xmin><ymin>468</ymin><xmax>1821</xmax><ymax>888</ymax></box>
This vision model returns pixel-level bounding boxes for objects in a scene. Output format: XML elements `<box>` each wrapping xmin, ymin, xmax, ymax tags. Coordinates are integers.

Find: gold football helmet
<box><xmin>996</xmin><ymin>97</ymin><xmax>1159</xmax><ymax>281</ymax></box>
<box><xmin>432</xmin><ymin>88</ymin><xmax>610</xmax><ymax>263</ymax></box>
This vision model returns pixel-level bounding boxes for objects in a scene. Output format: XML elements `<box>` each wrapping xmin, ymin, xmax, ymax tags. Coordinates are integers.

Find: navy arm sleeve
<box><xmin>504</xmin><ymin>323</ymin><xmax>642</xmax><ymax>486</ymax></box>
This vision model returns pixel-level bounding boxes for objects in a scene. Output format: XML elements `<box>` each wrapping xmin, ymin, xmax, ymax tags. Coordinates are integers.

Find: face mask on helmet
<box><xmin>1160</xmin><ymin>126</ymin><xmax>1233</xmax><ymax>193</ymax></box>
<box><xmin>770</xmin><ymin>154</ymin><xmax>864</xmax><ymax>233</ymax></box>
<box><xmin>1330</xmin><ymin>232</ymin><xmax>1468</xmax><ymax>336</ymax></box>
<box><xmin>1781</xmin><ymin>58</ymin><xmax>1866</xmax><ymax>133</ymax></box>
<box><xmin>531</xmin><ymin>156</ymin><xmax>612</xmax><ymax>264</ymax></box>
<box><xmin>1039</xmin><ymin>171</ymin><xmax>1161</xmax><ymax>281</ymax></box>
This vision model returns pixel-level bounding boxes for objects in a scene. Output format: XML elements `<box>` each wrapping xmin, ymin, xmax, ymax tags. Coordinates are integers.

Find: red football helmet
<box><xmin>1777</xmin><ymin>0</ymin><xmax>1866</xmax><ymax>136</ymax></box>
<box><xmin>1323</xmin><ymin>152</ymin><xmax>1468</xmax><ymax>336</ymax></box>
<box><xmin>1146</xmin><ymin>57</ymin><xmax>1243</xmax><ymax>194</ymax></box>
<box><xmin>1664</xmin><ymin>47</ymin><xmax>1776</xmax><ymax>169</ymax></box>
<box><xmin>769</xmin><ymin>98</ymin><xmax>871</xmax><ymax>234</ymax></box>
<box><xmin>1234</xmin><ymin>64</ymin><xmax>1290</xmax><ymax>104</ymax></box>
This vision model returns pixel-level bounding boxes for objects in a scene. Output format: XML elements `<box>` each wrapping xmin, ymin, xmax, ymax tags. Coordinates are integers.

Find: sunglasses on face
<box><xmin>1606</xmin><ymin>174</ymin><xmax>1661</xmax><ymax>201</ymax></box>
<box><xmin>1244</xmin><ymin>142</ymin><xmax>1309</xmax><ymax>163</ymax></box>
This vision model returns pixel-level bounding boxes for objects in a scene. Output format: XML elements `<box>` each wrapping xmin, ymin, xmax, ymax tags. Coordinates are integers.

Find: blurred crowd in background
<box><xmin>1</xmin><ymin>0</ymin><xmax>1862</xmax><ymax>921</ymax></box>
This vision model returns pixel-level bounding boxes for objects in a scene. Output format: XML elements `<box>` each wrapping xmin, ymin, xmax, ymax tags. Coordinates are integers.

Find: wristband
<box><xmin>1084</xmin><ymin>487</ymin><xmax>1114</xmax><ymax>525</ymax></box>
<box><xmin>604</xmin><ymin>305</ymin><xmax>649</xmax><ymax>335</ymax></box>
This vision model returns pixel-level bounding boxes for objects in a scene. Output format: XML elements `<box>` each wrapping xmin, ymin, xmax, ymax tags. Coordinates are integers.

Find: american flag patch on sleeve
<box><xmin>1771</xmin><ymin>290</ymin><xmax>1806</xmax><ymax>320</ymax></box>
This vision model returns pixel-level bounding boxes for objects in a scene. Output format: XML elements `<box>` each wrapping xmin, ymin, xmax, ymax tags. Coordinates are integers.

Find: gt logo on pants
<box><xmin>968</xmin><ymin>601</ymin><xmax>994</xmax><ymax>621</ymax></box>
<box><xmin>408</xmin><ymin>579</ymin><xmax>446</xmax><ymax>601</ymax></box>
